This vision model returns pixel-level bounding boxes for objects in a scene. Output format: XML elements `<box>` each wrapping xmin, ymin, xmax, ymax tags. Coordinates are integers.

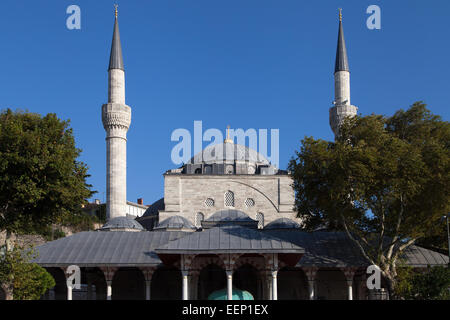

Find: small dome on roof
<box><xmin>264</xmin><ymin>218</ymin><xmax>301</xmax><ymax>230</ymax></box>
<box><xmin>100</xmin><ymin>216</ymin><xmax>145</xmax><ymax>232</ymax></box>
<box><xmin>202</xmin><ymin>209</ymin><xmax>258</xmax><ymax>229</ymax></box>
<box><xmin>205</xmin><ymin>209</ymin><xmax>254</xmax><ymax>222</ymax></box>
<box><xmin>154</xmin><ymin>215</ymin><xmax>196</xmax><ymax>231</ymax></box>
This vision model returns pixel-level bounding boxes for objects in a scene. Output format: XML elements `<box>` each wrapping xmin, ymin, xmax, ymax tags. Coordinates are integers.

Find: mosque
<box><xmin>33</xmin><ymin>9</ymin><xmax>448</xmax><ymax>300</ymax></box>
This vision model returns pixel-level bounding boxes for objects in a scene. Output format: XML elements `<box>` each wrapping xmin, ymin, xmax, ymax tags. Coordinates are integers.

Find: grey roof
<box><xmin>264</xmin><ymin>218</ymin><xmax>301</xmax><ymax>230</ymax></box>
<box><xmin>100</xmin><ymin>216</ymin><xmax>144</xmax><ymax>231</ymax></box>
<box><xmin>190</xmin><ymin>142</ymin><xmax>272</xmax><ymax>167</ymax></box>
<box><xmin>108</xmin><ymin>17</ymin><xmax>124</xmax><ymax>71</ymax></box>
<box><xmin>33</xmin><ymin>231</ymin><xmax>187</xmax><ymax>267</ymax></box>
<box><xmin>33</xmin><ymin>229</ymin><xmax>448</xmax><ymax>269</ymax></box>
<box><xmin>335</xmin><ymin>20</ymin><xmax>349</xmax><ymax>73</ymax></box>
<box><xmin>154</xmin><ymin>215</ymin><xmax>196</xmax><ymax>231</ymax></box>
<box><xmin>156</xmin><ymin>225</ymin><xmax>305</xmax><ymax>254</ymax></box>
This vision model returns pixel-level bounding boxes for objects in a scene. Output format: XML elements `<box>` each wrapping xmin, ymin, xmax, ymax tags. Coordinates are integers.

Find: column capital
<box><xmin>341</xmin><ymin>267</ymin><xmax>358</xmax><ymax>284</ymax></box>
<box><xmin>139</xmin><ymin>266</ymin><xmax>157</xmax><ymax>281</ymax></box>
<box><xmin>100</xmin><ymin>267</ymin><xmax>117</xmax><ymax>282</ymax></box>
<box><xmin>226</xmin><ymin>270</ymin><xmax>233</xmax><ymax>278</ymax></box>
<box><xmin>181</xmin><ymin>270</ymin><xmax>190</xmax><ymax>277</ymax></box>
<box><xmin>302</xmin><ymin>267</ymin><xmax>318</xmax><ymax>281</ymax></box>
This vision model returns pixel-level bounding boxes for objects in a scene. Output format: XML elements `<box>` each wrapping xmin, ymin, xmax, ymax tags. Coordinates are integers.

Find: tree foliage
<box><xmin>0</xmin><ymin>109</ymin><xmax>95</xmax><ymax>246</ymax></box>
<box><xmin>395</xmin><ymin>266</ymin><xmax>450</xmax><ymax>300</ymax></box>
<box><xmin>0</xmin><ymin>245</ymin><xmax>55</xmax><ymax>300</ymax></box>
<box><xmin>288</xmin><ymin>102</ymin><xmax>450</xmax><ymax>293</ymax></box>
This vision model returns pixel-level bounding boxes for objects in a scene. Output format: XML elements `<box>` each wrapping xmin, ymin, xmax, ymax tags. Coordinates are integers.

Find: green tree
<box><xmin>0</xmin><ymin>109</ymin><xmax>95</xmax><ymax>250</ymax></box>
<box><xmin>288</xmin><ymin>102</ymin><xmax>450</xmax><ymax>295</ymax></box>
<box><xmin>395</xmin><ymin>265</ymin><xmax>450</xmax><ymax>300</ymax></box>
<box><xmin>0</xmin><ymin>245</ymin><xmax>55</xmax><ymax>300</ymax></box>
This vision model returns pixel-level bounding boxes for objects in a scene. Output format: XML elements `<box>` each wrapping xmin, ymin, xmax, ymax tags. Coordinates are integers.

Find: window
<box><xmin>256</xmin><ymin>213</ymin><xmax>264</xmax><ymax>229</ymax></box>
<box><xmin>205</xmin><ymin>198</ymin><xmax>215</xmax><ymax>207</ymax></box>
<box><xmin>195</xmin><ymin>168</ymin><xmax>202</xmax><ymax>174</ymax></box>
<box><xmin>245</xmin><ymin>198</ymin><xmax>255</xmax><ymax>207</ymax></box>
<box><xmin>195</xmin><ymin>212</ymin><xmax>204</xmax><ymax>228</ymax></box>
<box><xmin>224</xmin><ymin>191</ymin><xmax>234</xmax><ymax>207</ymax></box>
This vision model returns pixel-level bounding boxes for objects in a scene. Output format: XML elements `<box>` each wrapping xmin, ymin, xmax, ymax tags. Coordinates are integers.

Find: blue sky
<box><xmin>0</xmin><ymin>0</ymin><xmax>448</xmax><ymax>205</ymax></box>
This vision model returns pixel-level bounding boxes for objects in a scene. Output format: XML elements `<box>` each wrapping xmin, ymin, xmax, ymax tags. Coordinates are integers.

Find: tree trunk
<box><xmin>5</xmin><ymin>230</ymin><xmax>13</xmax><ymax>252</ymax></box>
<box><xmin>1</xmin><ymin>284</ymin><xmax>13</xmax><ymax>300</ymax></box>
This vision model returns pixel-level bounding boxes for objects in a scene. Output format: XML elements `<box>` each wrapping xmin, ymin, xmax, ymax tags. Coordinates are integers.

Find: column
<box><xmin>271</xmin><ymin>270</ymin><xmax>278</xmax><ymax>300</ymax></box>
<box><xmin>140</xmin><ymin>267</ymin><xmax>155</xmax><ymax>301</ymax></box>
<box><xmin>106</xmin><ymin>280</ymin><xmax>113</xmax><ymax>300</ymax></box>
<box><xmin>100</xmin><ymin>267</ymin><xmax>116</xmax><ymax>301</ymax></box>
<box><xmin>182</xmin><ymin>271</ymin><xmax>189</xmax><ymax>300</ymax></box>
<box><xmin>67</xmin><ymin>284</ymin><xmax>73</xmax><ymax>301</ymax></box>
<box><xmin>303</xmin><ymin>267</ymin><xmax>318</xmax><ymax>300</ymax></box>
<box><xmin>342</xmin><ymin>268</ymin><xmax>356</xmax><ymax>301</ymax></box>
<box><xmin>226</xmin><ymin>270</ymin><xmax>233</xmax><ymax>300</ymax></box>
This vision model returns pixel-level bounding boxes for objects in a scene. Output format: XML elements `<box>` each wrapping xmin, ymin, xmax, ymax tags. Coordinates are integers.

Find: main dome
<box><xmin>190</xmin><ymin>142</ymin><xmax>270</xmax><ymax>166</ymax></box>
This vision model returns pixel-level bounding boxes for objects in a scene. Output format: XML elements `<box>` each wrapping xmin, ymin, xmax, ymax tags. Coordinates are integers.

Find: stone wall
<box><xmin>160</xmin><ymin>174</ymin><xmax>298</xmax><ymax>227</ymax></box>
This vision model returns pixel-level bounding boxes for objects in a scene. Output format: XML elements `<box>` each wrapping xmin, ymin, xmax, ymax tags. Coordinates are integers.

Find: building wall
<box><xmin>160</xmin><ymin>174</ymin><xmax>297</xmax><ymax>226</ymax></box>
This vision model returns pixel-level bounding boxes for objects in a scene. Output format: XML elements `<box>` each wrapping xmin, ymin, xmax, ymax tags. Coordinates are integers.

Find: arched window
<box><xmin>195</xmin><ymin>212</ymin><xmax>204</xmax><ymax>228</ymax></box>
<box><xmin>195</xmin><ymin>168</ymin><xmax>202</xmax><ymax>174</ymax></box>
<box><xmin>256</xmin><ymin>213</ymin><xmax>264</xmax><ymax>229</ymax></box>
<box><xmin>224</xmin><ymin>191</ymin><xmax>234</xmax><ymax>207</ymax></box>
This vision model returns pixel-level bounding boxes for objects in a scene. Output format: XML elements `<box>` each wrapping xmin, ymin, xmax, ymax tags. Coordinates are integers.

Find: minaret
<box><xmin>329</xmin><ymin>9</ymin><xmax>358</xmax><ymax>138</ymax></box>
<box><xmin>102</xmin><ymin>5</ymin><xmax>131</xmax><ymax>220</ymax></box>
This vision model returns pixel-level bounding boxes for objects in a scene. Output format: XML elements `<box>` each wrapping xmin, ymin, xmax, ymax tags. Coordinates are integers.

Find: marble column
<box><xmin>226</xmin><ymin>270</ymin><xmax>233</xmax><ymax>300</ymax></box>
<box><xmin>182</xmin><ymin>271</ymin><xmax>189</xmax><ymax>300</ymax></box>
<box><xmin>106</xmin><ymin>280</ymin><xmax>113</xmax><ymax>300</ymax></box>
<box><xmin>271</xmin><ymin>270</ymin><xmax>278</xmax><ymax>300</ymax></box>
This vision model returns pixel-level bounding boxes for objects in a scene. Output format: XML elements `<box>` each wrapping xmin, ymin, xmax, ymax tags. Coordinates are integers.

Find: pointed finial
<box><xmin>114</xmin><ymin>4</ymin><xmax>118</xmax><ymax>18</ymax></box>
<box><xmin>224</xmin><ymin>125</ymin><xmax>233</xmax><ymax>143</ymax></box>
<box><xmin>339</xmin><ymin>8</ymin><xmax>342</xmax><ymax>22</ymax></box>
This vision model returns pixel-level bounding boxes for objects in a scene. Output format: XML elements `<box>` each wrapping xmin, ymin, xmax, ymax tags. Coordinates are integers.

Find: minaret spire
<box><xmin>109</xmin><ymin>5</ymin><xmax>124</xmax><ymax>71</ymax></box>
<box><xmin>102</xmin><ymin>6</ymin><xmax>132</xmax><ymax>221</ymax></box>
<box><xmin>329</xmin><ymin>9</ymin><xmax>358</xmax><ymax>138</ymax></box>
<box><xmin>335</xmin><ymin>8</ymin><xmax>349</xmax><ymax>73</ymax></box>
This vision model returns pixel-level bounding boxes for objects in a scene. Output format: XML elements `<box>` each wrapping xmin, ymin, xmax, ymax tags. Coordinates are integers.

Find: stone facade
<box><xmin>159</xmin><ymin>173</ymin><xmax>297</xmax><ymax>227</ymax></box>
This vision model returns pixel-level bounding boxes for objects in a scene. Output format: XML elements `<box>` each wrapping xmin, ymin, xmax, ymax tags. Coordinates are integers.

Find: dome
<box><xmin>191</xmin><ymin>142</ymin><xmax>270</xmax><ymax>166</ymax></box>
<box><xmin>142</xmin><ymin>198</ymin><xmax>165</xmax><ymax>217</ymax></box>
<box><xmin>264</xmin><ymin>218</ymin><xmax>301</xmax><ymax>230</ymax></box>
<box><xmin>202</xmin><ymin>209</ymin><xmax>258</xmax><ymax>229</ymax></box>
<box><xmin>100</xmin><ymin>216</ymin><xmax>145</xmax><ymax>232</ymax></box>
<box><xmin>153</xmin><ymin>215</ymin><xmax>196</xmax><ymax>231</ymax></box>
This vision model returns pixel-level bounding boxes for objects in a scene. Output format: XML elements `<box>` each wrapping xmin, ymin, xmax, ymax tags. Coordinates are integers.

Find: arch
<box><xmin>198</xmin><ymin>264</ymin><xmax>226</xmax><ymax>300</ymax></box>
<box><xmin>151</xmin><ymin>266</ymin><xmax>181</xmax><ymax>300</ymax></box>
<box><xmin>315</xmin><ymin>269</ymin><xmax>348</xmax><ymax>300</ymax></box>
<box><xmin>45</xmin><ymin>267</ymin><xmax>67</xmax><ymax>300</ymax></box>
<box><xmin>224</xmin><ymin>191</ymin><xmax>234</xmax><ymax>207</ymax></box>
<box><xmin>233</xmin><ymin>264</ymin><xmax>259</xmax><ymax>300</ymax></box>
<box><xmin>112</xmin><ymin>267</ymin><xmax>145</xmax><ymax>300</ymax></box>
<box><xmin>195</xmin><ymin>212</ymin><xmax>204</xmax><ymax>228</ymax></box>
<box><xmin>195</xmin><ymin>168</ymin><xmax>202</xmax><ymax>174</ymax></box>
<box><xmin>278</xmin><ymin>267</ymin><xmax>309</xmax><ymax>300</ymax></box>
<box><xmin>256</xmin><ymin>213</ymin><xmax>264</xmax><ymax>229</ymax></box>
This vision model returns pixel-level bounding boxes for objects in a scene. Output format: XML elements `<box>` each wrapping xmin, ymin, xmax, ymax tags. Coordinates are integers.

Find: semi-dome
<box><xmin>153</xmin><ymin>215</ymin><xmax>196</xmax><ymax>231</ymax></box>
<box><xmin>191</xmin><ymin>142</ymin><xmax>270</xmax><ymax>166</ymax></box>
<box><xmin>264</xmin><ymin>218</ymin><xmax>301</xmax><ymax>230</ymax></box>
<box><xmin>202</xmin><ymin>209</ymin><xmax>258</xmax><ymax>229</ymax></box>
<box><xmin>100</xmin><ymin>216</ymin><xmax>145</xmax><ymax>232</ymax></box>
